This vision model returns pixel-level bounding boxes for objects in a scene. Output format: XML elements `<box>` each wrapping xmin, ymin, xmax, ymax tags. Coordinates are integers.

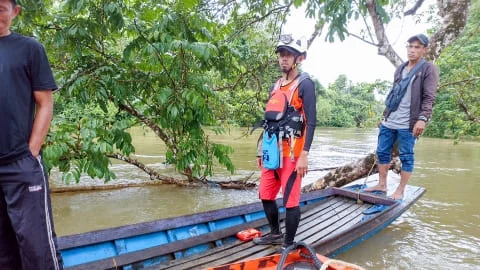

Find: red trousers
<box><xmin>259</xmin><ymin>157</ymin><xmax>302</xmax><ymax>208</ymax></box>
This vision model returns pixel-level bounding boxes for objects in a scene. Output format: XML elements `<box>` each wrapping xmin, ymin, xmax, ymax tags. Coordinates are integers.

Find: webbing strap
<box><xmin>271</xmin><ymin>72</ymin><xmax>310</xmax><ymax>103</ymax></box>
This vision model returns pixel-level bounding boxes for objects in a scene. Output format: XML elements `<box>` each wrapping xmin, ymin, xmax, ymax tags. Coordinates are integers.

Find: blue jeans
<box><xmin>376</xmin><ymin>124</ymin><xmax>416</xmax><ymax>172</ymax></box>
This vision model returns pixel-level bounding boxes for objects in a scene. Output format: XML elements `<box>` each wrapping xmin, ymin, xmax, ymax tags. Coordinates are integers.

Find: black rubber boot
<box><xmin>284</xmin><ymin>206</ymin><xmax>300</xmax><ymax>246</ymax></box>
<box><xmin>262</xmin><ymin>200</ymin><xmax>280</xmax><ymax>234</ymax></box>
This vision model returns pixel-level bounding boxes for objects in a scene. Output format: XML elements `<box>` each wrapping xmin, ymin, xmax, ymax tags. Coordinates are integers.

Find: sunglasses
<box><xmin>279</xmin><ymin>34</ymin><xmax>294</xmax><ymax>45</ymax></box>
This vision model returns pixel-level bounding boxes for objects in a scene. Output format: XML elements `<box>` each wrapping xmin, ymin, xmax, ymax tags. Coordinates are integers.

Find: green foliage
<box><xmin>11</xmin><ymin>0</ymin><xmax>460</xmax><ymax>183</ymax></box>
<box><xmin>425</xmin><ymin>1</ymin><xmax>480</xmax><ymax>141</ymax></box>
<box><xmin>12</xmin><ymin>0</ymin><xmax>288</xmax><ymax>182</ymax></box>
<box><xmin>317</xmin><ymin>75</ymin><xmax>388</xmax><ymax>128</ymax></box>
<box><xmin>210</xmin><ymin>29</ymin><xmax>280</xmax><ymax>128</ymax></box>
<box><xmin>302</xmin><ymin>0</ymin><xmax>390</xmax><ymax>42</ymax></box>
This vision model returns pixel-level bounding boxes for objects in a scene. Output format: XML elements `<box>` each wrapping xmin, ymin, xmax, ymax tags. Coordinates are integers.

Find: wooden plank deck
<box><xmin>154</xmin><ymin>196</ymin><xmax>373</xmax><ymax>269</ymax></box>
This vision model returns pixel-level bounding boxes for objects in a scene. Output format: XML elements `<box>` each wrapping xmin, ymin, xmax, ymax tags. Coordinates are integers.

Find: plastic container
<box><xmin>236</xmin><ymin>228</ymin><xmax>262</xmax><ymax>242</ymax></box>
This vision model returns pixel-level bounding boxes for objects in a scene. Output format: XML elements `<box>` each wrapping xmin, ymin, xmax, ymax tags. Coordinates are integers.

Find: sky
<box><xmin>283</xmin><ymin>2</ymin><xmax>435</xmax><ymax>87</ymax></box>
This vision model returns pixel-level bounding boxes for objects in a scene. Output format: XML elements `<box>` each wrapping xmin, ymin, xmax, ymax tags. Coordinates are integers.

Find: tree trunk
<box><xmin>363</xmin><ymin>0</ymin><xmax>471</xmax><ymax>66</ymax></box>
<box><xmin>302</xmin><ymin>154</ymin><xmax>401</xmax><ymax>193</ymax></box>
<box><xmin>428</xmin><ymin>0</ymin><xmax>471</xmax><ymax>61</ymax></box>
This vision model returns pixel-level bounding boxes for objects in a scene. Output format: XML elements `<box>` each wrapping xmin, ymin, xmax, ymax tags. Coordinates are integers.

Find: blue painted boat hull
<box><xmin>58</xmin><ymin>185</ymin><xmax>425</xmax><ymax>269</ymax></box>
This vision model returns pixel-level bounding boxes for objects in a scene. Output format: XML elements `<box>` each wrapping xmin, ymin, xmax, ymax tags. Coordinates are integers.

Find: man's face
<box><xmin>406</xmin><ymin>40</ymin><xmax>427</xmax><ymax>62</ymax></box>
<box><xmin>0</xmin><ymin>0</ymin><xmax>20</xmax><ymax>37</ymax></box>
<box><xmin>278</xmin><ymin>50</ymin><xmax>298</xmax><ymax>73</ymax></box>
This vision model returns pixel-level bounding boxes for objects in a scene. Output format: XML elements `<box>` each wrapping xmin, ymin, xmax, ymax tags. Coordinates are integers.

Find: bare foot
<box><xmin>390</xmin><ymin>189</ymin><xmax>404</xmax><ymax>200</ymax></box>
<box><xmin>363</xmin><ymin>184</ymin><xmax>387</xmax><ymax>193</ymax></box>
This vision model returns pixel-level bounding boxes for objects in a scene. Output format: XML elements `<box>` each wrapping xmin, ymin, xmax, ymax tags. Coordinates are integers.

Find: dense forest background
<box><xmin>11</xmin><ymin>0</ymin><xmax>479</xmax><ymax>183</ymax></box>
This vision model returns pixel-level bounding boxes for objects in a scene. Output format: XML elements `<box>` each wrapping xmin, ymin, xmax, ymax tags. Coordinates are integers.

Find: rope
<box><xmin>319</xmin><ymin>259</ymin><xmax>366</xmax><ymax>270</ymax></box>
<box><xmin>308</xmin><ymin>166</ymin><xmax>340</xmax><ymax>172</ymax></box>
<box><xmin>356</xmin><ymin>152</ymin><xmax>378</xmax><ymax>205</ymax></box>
<box><xmin>112</xmin><ymin>258</ymin><xmax>118</xmax><ymax>269</ymax></box>
<box><xmin>276</xmin><ymin>241</ymin><xmax>323</xmax><ymax>270</ymax></box>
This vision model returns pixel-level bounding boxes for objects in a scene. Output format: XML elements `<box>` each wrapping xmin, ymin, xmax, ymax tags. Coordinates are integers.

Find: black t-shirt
<box><xmin>0</xmin><ymin>32</ymin><xmax>57</xmax><ymax>164</ymax></box>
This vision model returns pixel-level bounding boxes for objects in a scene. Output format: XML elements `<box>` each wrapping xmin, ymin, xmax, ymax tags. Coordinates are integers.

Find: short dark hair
<box><xmin>11</xmin><ymin>0</ymin><xmax>17</xmax><ymax>6</ymax></box>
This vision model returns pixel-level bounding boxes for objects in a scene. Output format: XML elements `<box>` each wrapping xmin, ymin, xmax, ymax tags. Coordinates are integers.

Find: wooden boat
<box><xmin>58</xmin><ymin>184</ymin><xmax>425</xmax><ymax>269</ymax></box>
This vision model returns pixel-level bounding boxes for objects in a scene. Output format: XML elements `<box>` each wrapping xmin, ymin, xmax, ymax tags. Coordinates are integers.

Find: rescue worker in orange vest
<box><xmin>253</xmin><ymin>34</ymin><xmax>317</xmax><ymax>249</ymax></box>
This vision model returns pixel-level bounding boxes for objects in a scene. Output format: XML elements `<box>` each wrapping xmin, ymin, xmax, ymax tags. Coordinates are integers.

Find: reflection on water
<box><xmin>51</xmin><ymin>128</ymin><xmax>480</xmax><ymax>269</ymax></box>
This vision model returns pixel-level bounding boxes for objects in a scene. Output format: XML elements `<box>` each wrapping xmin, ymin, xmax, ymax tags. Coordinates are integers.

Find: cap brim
<box><xmin>407</xmin><ymin>35</ymin><xmax>428</xmax><ymax>46</ymax></box>
<box><xmin>275</xmin><ymin>46</ymin><xmax>301</xmax><ymax>55</ymax></box>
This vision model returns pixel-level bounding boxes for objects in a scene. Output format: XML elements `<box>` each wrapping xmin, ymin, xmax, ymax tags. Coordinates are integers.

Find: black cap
<box><xmin>407</xmin><ymin>34</ymin><xmax>429</xmax><ymax>47</ymax></box>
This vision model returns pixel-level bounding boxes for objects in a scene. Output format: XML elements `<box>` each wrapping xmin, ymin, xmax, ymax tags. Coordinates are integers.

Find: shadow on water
<box><xmin>51</xmin><ymin>127</ymin><xmax>480</xmax><ymax>269</ymax></box>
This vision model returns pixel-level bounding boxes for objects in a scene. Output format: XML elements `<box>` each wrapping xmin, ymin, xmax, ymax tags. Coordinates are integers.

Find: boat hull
<box><xmin>58</xmin><ymin>184</ymin><xmax>425</xmax><ymax>269</ymax></box>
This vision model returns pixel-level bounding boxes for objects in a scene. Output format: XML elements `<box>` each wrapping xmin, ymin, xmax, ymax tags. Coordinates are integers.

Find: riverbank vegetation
<box><xmin>12</xmin><ymin>0</ymin><xmax>477</xmax><ymax>184</ymax></box>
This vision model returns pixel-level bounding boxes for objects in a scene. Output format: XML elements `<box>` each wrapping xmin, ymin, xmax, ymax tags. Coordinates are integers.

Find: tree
<box><xmin>316</xmin><ymin>75</ymin><xmax>391</xmax><ymax>128</ymax></box>
<box><xmin>12</xmin><ymin>0</ymin><xmax>473</xmax><ymax>187</ymax></box>
<box><xmin>424</xmin><ymin>0</ymin><xmax>480</xmax><ymax>140</ymax></box>
<box><xmin>14</xmin><ymin>0</ymin><xmax>285</xmax><ymax>184</ymax></box>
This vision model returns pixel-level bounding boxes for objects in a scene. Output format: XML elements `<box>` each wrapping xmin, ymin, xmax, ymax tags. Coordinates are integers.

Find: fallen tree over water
<box><xmin>302</xmin><ymin>154</ymin><xmax>401</xmax><ymax>193</ymax></box>
<box><xmin>52</xmin><ymin>152</ymin><xmax>401</xmax><ymax>193</ymax></box>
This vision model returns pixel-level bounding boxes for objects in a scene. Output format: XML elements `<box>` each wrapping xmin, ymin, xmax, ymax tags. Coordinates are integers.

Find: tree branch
<box><xmin>307</xmin><ymin>21</ymin><xmax>325</xmax><ymax>49</ymax></box>
<box><xmin>214</xmin><ymin>60</ymin><xmax>273</xmax><ymax>92</ymax></box>
<box><xmin>347</xmin><ymin>31</ymin><xmax>378</xmax><ymax>46</ymax></box>
<box><xmin>365</xmin><ymin>0</ymin><xmax>403</xmax><ymax>68</ymax></box>
<box><xmin>225</xmin><ymin>5</ymin><xmax>288</xmax><ymax>43</ymax></box>
<box><xmin>455</xmin><ymin>90</ymin><xmax>480</xmax><ymax>123</ymax></box>
<box><xmin>404</xmin><ymin>0</ymin><xmax>425</xmax><ymax>16</ymax></box>
<box><xmin>106</xmin><ymin>153</ymin><xmax>187</xmax><ymax>184</ymax></box>
<box><xmin>438</xmin><ymin>77</ymin><xmax>480</xmax><ymax>89</ymax></box>
<box><xmin>114</xmin><ymin>99</ymin><xmax>178</xmax><ymax>155</ymax></box>
<box><xmin>352</xmin><ymin>0</ymin><xmax>376</xmax><ymax>43</ymax></box>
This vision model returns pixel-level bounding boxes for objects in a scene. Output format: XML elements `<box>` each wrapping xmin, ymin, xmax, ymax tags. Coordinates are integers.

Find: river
<box><xmin>50</xmin><ymin>127</ymin><xmax>480</xmax><ymax>269</ymax></box>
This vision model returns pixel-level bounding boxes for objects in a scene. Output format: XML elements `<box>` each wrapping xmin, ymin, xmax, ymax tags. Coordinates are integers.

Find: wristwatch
<box><xmin>418</xmin><ymin>115</ymin><xmax>428</xmax><ymax>122</ymax></box>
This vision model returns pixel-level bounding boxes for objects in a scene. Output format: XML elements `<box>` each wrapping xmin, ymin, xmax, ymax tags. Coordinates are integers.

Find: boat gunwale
<box><xmin>160</xmin><ymin>186</ymin><xmax>425</xmax><ymax>269</ymax></box>
<box><xmin>58</xmin><ymin>188</ymin><xmax>336</xmax><ymax>249</ymax></box>
<box><xmin>59</xmin><ymin>187</ymin><xmax>411</xmax><ymax>270</ymax></box>
<box><xmin>58</xmin><ymin>188</ymin><xmax>395</xmax><ymax>250</ymax></box>
<box><xmin>314</xmin><ymin>186</ymin><xmax>426</xmax><ymax>256</ymax></box>
<box><xmin>61</xmin><ymin>192</ymin><xmax>336</xmax><ymax>269</ymax></box>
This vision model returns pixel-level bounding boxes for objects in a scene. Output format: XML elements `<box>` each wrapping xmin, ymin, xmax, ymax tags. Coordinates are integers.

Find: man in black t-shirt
<box><xmin>0</xmin><ymin>0</ymin><xmax>63</xmax><ymax>269</ymax></box>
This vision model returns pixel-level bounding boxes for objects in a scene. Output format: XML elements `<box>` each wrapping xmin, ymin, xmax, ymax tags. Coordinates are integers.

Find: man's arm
<box><xmin>29</xmin><ymin>91</ymin><xmax>53</xmax><ymax>157</ymax></box>
<box><xmin>300</xmin><ymin>79</ymin><xmax>317</xmax><ymax>152</ymax></box>
<box><xmin>297</xmin><ymin>79</ymin><xmax>317</xmax><ymax>177</ymax></box>
<box><xmin>413</xmin><ymin>63</ymin><xmax>439</xmax><ymax>137</ymax></box>
<box><xmin>419</xmin><ymin>63</ymin><xmax>439</xmax><ymax>119</ymax></box>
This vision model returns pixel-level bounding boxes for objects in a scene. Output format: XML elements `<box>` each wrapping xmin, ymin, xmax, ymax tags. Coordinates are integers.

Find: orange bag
<box><xmin>236</xmin><ymin>228</ymin><xmax>262</xmax><ymax>242</ymax></box>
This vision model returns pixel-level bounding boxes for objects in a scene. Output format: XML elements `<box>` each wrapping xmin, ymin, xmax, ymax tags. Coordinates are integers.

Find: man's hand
<box><xmin>29</xmin><ymin>145</ymin><xmax>41</xmax><ymax>158</ymax></box>
<box><xmin>295</xmin><ymin>151</ymin><xmax>309</xmax><ymax>178</ymax></box>
<box><xmin>29</xmin><ymin>91</ymin><xmax>53</xmax><ymax>158</ymax></box>
<box><xmin>413</xmin><ymin>120</ymin><xmax>426</xmax><ymax>137</ymax></box>
<box><xmin>257</xmin><ymin>157</ymin><xmax>262</xmax><ymax>168</ymax></box>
